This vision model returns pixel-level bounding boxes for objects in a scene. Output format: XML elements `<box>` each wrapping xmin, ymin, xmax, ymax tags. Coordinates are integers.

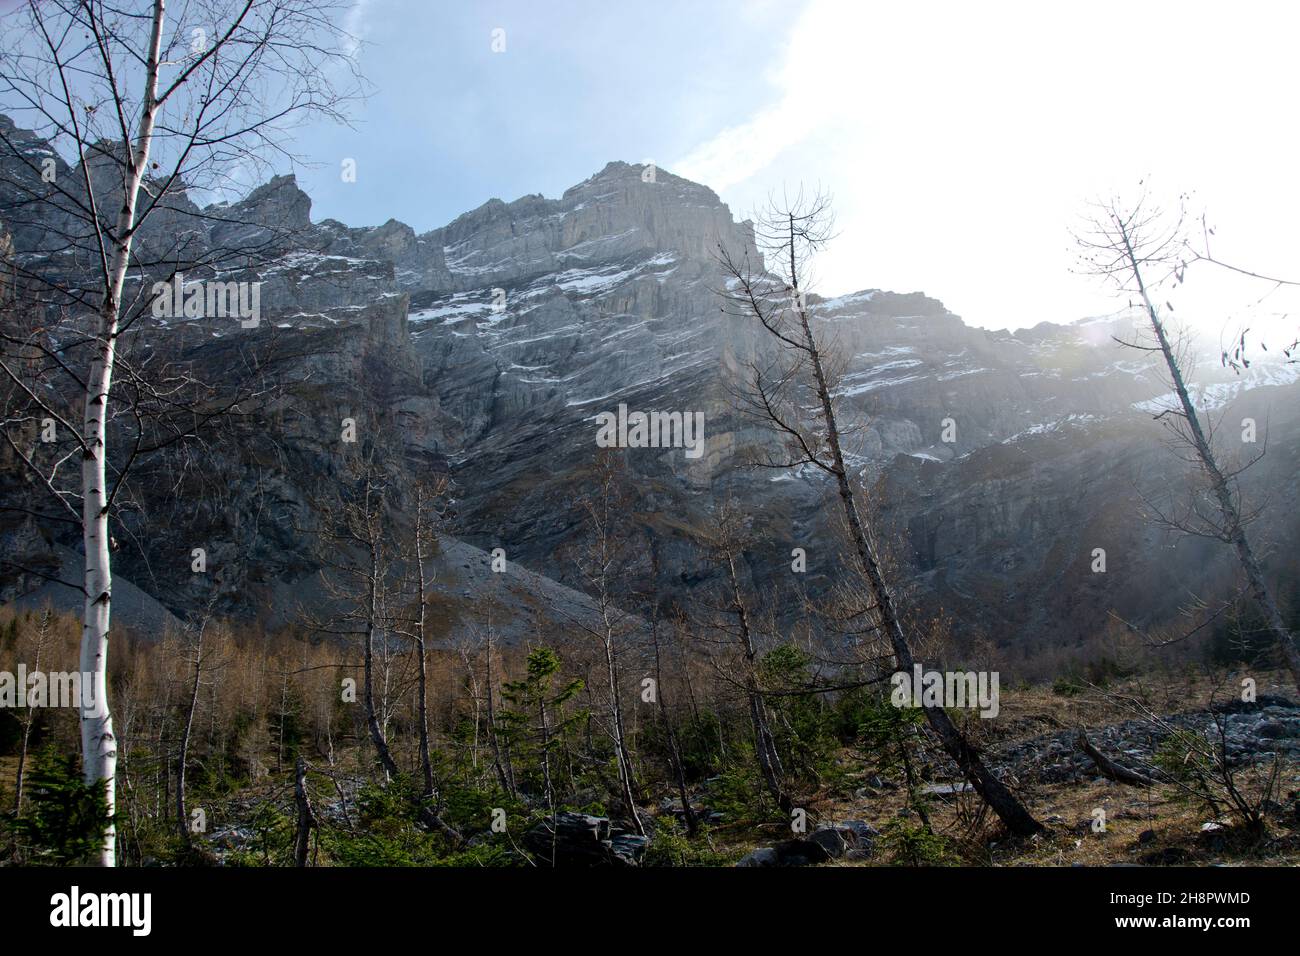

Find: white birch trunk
<box><xmin>80</xmin><ymin>0</ymin><xmax>166</xmax><ymax>867</ymax></box>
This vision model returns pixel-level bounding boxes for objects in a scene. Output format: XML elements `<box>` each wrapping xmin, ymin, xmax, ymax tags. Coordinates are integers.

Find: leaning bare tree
<box><xmin>1076</xmin><ymin>193</ymin><xmax>1300</xmax><ymax>692</ymax></box>
<box><xmin>0</xmin><ymin>0</ymin><xmax>359</xmax><ymax>865</ymax></box>
<box><xmin>717</xmin><ymin>190</ymin><xmax>1044</xmax><ymax>837</ymax></box>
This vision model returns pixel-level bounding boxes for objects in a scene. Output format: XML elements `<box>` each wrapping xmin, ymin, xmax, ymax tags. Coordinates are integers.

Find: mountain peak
<box><xmin>563</xmin><ymin>160</ymin><xmax>723</xmax><ymax>206</ymax></box>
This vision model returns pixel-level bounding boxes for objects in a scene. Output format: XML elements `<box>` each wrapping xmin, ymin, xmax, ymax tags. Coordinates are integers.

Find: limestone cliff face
<box><xmin>3</xmin><ymin>115</ymin><xmax>1298</xmax><ymax>650</ymax></box>
<box><xmin>434</xmin><ymin>162</ymin><xmax>756</xmax><ymax>291</ymax></box>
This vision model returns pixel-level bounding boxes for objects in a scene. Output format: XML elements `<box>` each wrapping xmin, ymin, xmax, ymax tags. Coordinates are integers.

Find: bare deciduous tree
<box><xmin>694</xmin><ymin>503</ymin><xmax>790</xmax><ymax>813</ymax></box>
<box><xmin>1077</xmin><ymin>194</ymin><xmax>1300</xmax><ymax>692</ymax></box>
<box><xmin>311</xmin><ymin>460</ymin><xmax>402</xmax><ymax>783</ymax></box>
<box><xmin>0</xmin><ymin>0</ymin><xmax>360</xmax><ymax>865</ymax></box>
<box><xmin>566</xmin><ymin>452</ymin><xmax>646</xmax><ymax>836</ymax></box>
<box><xmin>10</xmin><ymin>607</ymin><xmax>53</xmax><ymax>819</ymax></box>
<box><xmin>718</xmin><ymin>190</ymin><xmax>1044</xmax><ymax>837</ymax></box>
<box><xmin>173</xmin><ymin>614</ymin><xmax>209</xmax><ymax>845</ymax></box>
<box><xmin>308</xmin><ymin>455</ymin><xmax>464</xmax><ymax>845</ymax></box>
<box><xmin>394</xmin><ymin>478</ymin><xmax>451</xmax><ymax>802</ymax></box>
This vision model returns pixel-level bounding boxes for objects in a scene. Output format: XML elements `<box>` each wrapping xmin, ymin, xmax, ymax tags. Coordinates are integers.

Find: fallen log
<box><xmin>1074</xmin><ymin>731</ymin><xmax>1161</xmax><ymax>787</ymax></box>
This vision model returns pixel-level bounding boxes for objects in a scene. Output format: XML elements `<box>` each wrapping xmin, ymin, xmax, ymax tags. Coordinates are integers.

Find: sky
<box><xmin>38</xmin><ymin>0</ymin><xmax>1300</xmax><ymax>340</ymax></box>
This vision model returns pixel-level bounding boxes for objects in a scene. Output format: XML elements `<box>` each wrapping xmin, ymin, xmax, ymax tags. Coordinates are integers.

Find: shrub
<box><xmin>11</xmin><ymin>748</ymin><xmax>112</xmax><ymax>865</ymax></box>
<box><xmin>642</xmin><ymin>817</ymin><xmax>734</xmax><ymax>867</ymax></box>
<box><xmin>881</xmin><ymin>818</ymin><xmax>952</xmax><ymax>866</ymax></box>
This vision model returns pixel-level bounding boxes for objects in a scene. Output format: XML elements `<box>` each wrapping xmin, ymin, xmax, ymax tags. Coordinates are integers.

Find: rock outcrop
<box><xmin>3</xmin><ymin>114</ymin><xmax>1298</xmax><ymax>654</ymax></box>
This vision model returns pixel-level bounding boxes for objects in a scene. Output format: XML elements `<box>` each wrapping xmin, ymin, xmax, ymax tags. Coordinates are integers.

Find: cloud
<box><xmin>671</xmin><ymin>0</ymin><xmax>1300</xmax><ymax>331</ymax></box>
<box><xmin>341</xmin><ymin>0</ymin><xmax>374</xmax><ymax>60</ymax></box>
<box><xmin>672</xmin><ymin>89</ymin><xmax>816</xmax><ymax>192</ymax></box>
<box><xmin>672</xmin><ymin>0</ymin><xmax>853</xmax><ymax>190</ymax></box>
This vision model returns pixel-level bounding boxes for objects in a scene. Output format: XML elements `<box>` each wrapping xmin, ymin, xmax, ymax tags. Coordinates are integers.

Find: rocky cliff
<box><xmin>3</xmin><ymin>117</ymin><xmax>1298</xmax><ymax>658</ymax></box>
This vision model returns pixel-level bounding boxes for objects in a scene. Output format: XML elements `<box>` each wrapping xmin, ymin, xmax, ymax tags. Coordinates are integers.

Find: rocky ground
<box><xmin>990</xmin><ymin>695</ymin><xmax>1300</xmax><ymax>784</ymax></box>
<box><xmin>725</xmin><ymin>680</ymin><xmax>1300</xmax><ymax>868</ymax></box>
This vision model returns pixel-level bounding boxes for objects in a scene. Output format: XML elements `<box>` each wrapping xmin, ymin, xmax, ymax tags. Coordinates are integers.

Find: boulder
<box><xmin>771</xmin><ymin>839</ymin><xmax>831</xmax><ymax>867</ymax></box>
<box><xmin>522</xmin><ymin>812</ymin><xmax>647</xmax><ymax>867</ymax></box>
<box><xmin>735</xmin><ymin>847</ymin><xmax>780</xmax><ymax>867</ymax></box>
<box><xmin>809</xmin><ymin>827</ymin><xmax>849</xmax><ymax>859</ymax></box>
<box><xmin>845</xmin><ymin>821</ymin><xmax>880</xmax><ymax>860</ymax></box>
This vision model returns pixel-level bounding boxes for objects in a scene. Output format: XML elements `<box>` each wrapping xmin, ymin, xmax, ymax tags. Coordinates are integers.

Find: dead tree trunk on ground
<box><xmin>1075</xmin><ymin>731</ymin><xmax>1160</xmax><ymax>787</ymax></box>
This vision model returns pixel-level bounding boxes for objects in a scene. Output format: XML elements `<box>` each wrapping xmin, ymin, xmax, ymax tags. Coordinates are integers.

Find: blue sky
<box><xmin>290</xmin><ymin>0</ymin><xmax>1300</xmax><ymax>340</ymax></box>
<box><xmin>293</xmin><ymin>0</ymin><xmax>791</xmax><ymax>234</ymax></box>
<box><xmin>7</xmin><ymin>0</ymin><xmax>1299</xmax><ymax>337</ymax></box>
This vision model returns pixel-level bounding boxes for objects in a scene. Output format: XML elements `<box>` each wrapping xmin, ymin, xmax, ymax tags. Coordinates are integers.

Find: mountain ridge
<box><xmin>2</xmin><ymin>115</ymin><xmax>1298</xmax><ymax>663</ymax></box>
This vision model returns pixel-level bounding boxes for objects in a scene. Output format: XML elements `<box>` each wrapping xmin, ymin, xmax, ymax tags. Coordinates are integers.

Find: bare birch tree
<box><xmin>0</xmin><ymin>0</ymin><xmax>359</xmax><ymax>865</ymax></box>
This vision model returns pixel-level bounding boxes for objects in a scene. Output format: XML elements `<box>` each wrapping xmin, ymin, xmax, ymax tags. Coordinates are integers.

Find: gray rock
<box><xmin>735</xmin><ymin>847</ymin><xmax>779</xmax><ymax>867</ymax></box>
<box><xmin>809</xmin><ymin>827</ymin><xmax>849</xmax><ymax>859</ymax></box>
<box><xmin>770</xmin><ymin>839</ymin><xmax>833</xmax><ymax>867</ymax></box>
<box><xmin>835</xmin><ymin>820</ymin><xmax>881</xmax><ymax>850</ymax></box>
<box><xmin>607</xmin><ymin>832</ymin><xmax>650</xmax><ymax>867</ymax></box>
<box><xmin>1256</xmin><ymin>720</ymin><xmax>1300</xmax><ymax>740</ymax></box>
<box><xmin>522</xmin><ymin>811</ymin><xmax>646</xmax><ymax>867</ymax></box>
<box><xmin>923</xmin><ymin>782</ymin><xmax>974</xmax><ymax>798</ymax></box>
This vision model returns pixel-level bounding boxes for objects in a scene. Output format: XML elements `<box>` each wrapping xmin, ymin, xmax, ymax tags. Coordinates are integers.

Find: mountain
<box><xmin>3</xmin><ymin>118</ymin><xmax>1298</xmax><ymax>660</ymax></box>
